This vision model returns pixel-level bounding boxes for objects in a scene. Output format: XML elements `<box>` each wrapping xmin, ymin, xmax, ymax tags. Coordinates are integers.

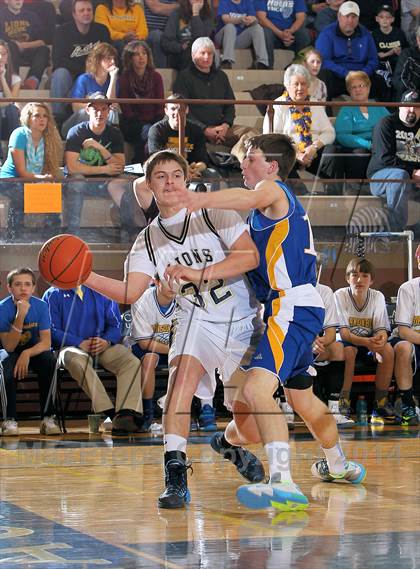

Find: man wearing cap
<box><xmin>64</xmin><ymin>93</ymin><xmax>126</xmax><ymax>237</ymax></box>
<box><xmin>173</xmin><ymin>37</ymin><xmax>258</xmax><ymax>155</ymax></box>
<box><xmin>367</xmin><ymin>89</ymin><xmax>420</xmax><ymax>232</ymax></box>
<box><xmin>315</xmin><ymin>1</ymin><xmax>379</xmax><ymax>98</ymax></box>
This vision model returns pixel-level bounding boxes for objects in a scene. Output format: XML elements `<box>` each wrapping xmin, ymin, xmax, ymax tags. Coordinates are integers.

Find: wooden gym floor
<box><xmin>0</xmin><ymin>420</ymin><xmax>418</xmax><ymax>568</ymax></box>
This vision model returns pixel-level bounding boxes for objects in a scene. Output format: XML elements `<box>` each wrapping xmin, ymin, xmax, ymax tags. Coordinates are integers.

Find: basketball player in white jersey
<box><xmin>169</xmin><ymin>134</ymin><xmax>366</xmax><ymax>511</ymax></box>
<box><xmin>85</xmin><ymin>150</ymin><xmax>267</xmax><ymax>509</ymax></box>
<box><xmin>388</xmin><ymin>245</ymin><xmax>420</xmax><ymax>426</ymax></box>
<box><xmin>334</xmin><ymin>257</ymin><xmax>396</xmax><ymax>425</ymax></box>
<box><xmin>314</xmin><ymin>282</ymin><xmax>353</xmax><ymax>427</ymax></box>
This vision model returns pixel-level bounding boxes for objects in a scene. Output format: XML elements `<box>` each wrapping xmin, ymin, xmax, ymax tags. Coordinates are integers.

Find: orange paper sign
<box><xmin>24</xmin><ymin>183</ymin><xmax>62</xmax><ymax>214</ymax></box>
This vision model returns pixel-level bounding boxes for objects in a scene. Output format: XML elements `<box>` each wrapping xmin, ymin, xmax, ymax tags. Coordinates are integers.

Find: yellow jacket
<box><xmin>94</xmin><ymin>4</ymin><xmax>148</xmax><ymax>41</ymax></box>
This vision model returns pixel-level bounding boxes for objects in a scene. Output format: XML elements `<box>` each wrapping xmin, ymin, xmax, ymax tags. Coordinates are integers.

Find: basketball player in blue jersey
<box><xmin>168</xmin><ymin>134</ymin><xmax>366</xmax><ymax>511</ymax></box>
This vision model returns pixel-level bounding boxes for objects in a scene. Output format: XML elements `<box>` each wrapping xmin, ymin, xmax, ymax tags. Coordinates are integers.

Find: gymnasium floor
<box><xmin>0</xmin><ymin>421</ymin><xmax>418</xmax><ymax>568</ymax></box>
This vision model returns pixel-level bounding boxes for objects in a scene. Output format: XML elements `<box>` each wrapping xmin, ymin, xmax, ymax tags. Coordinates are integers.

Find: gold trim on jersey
<box><xmin>267</xmin><ymin>296</ymin><xmax>285</xmax><ymax>374</ymax></box>
<box><xmin>266</xmin><ymin>219</ymin><xmax>290</xmax><ymax>292</ymax></box>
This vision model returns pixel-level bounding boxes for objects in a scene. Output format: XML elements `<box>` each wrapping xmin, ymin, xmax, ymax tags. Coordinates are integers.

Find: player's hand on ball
<box><xmin>164</xmin><ymin>265</ymin><xmax>202</xmax><ymax>290</ymax></box>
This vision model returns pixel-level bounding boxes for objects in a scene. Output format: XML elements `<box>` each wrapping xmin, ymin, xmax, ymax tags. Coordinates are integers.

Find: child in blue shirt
<box><xmin>0</xmin><ymin>268</ymin><xmax>60</xmax><ymax>436</ymax></box>
<box><xmin>215</xmin><ymin>0</ymin><xmax>269</xmax><ymax>69</ymax></box>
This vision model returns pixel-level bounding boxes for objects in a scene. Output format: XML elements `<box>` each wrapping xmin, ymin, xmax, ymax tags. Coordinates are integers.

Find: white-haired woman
<box><xmin>263</xmin><ymin>63</ymin><xmax>340</xmax><ymax>194</ymax></box>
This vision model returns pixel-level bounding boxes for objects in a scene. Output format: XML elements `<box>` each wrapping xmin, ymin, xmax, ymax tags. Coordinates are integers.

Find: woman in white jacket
<box><xmin>263</xmin><ymin>64</ymin><xmax>341</xmax><ymax>194</ymax></box>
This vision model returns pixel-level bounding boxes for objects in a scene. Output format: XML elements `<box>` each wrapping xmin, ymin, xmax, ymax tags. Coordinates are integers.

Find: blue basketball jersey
<box><xmin>247</xmin><ymin>180</ymin><xmax>317</xmax><ymax>304</ymax></box>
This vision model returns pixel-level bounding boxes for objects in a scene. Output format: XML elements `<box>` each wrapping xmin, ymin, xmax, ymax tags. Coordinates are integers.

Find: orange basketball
<box><xmin>38</xmin><ymin>234</ymin><xmax>92</xmax><ymax>290</ymax></box>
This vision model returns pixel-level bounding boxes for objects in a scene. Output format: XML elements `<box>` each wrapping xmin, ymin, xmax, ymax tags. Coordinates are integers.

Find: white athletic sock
<box><xmin>264</xmin><ymin>441</ymin><xmax>293</xmax><ymax>483</ymax></box>
<box><xmin>164</xmin><ymin>434</ymin><xmax>187</xmax><ymax>455</ymax></box>
<box><xmin>201</xmin><ymin>398</ymin><xmax>213</xmax><ymax>408</ymax></box>
<box><xmin>322</xmin><ymin>442</ymin><xmax>347</xmax><ymax>475</ymax></box>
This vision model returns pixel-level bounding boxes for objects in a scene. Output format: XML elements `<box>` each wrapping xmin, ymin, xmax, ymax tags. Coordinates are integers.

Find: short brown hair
<box><xmin>246</xmin><ymin>134</ymin><xmax>296</xmax><ymax>180</ymax></box>
<box><xmin>86</xmin><ymin>42</ymin><xmax>118</xmax><ymax>75</ymax></box>
<box><xmin>144</xmin><ymin>150</ymin><xmax>188</xmax><ymax>183</ymax></box>
<box><xmin>7</xmin><ymin>268</ymin><xmax>36</xmax><ymax>287</ymax></box>
<box><xmin>345</xmin><ymin>258</ymin><xmax>375</xmax><ymax>278</ymax></box>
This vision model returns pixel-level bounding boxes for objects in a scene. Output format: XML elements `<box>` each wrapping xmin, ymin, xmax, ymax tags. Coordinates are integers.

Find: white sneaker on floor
<box><xmin>237</xmin><ymin>479</ymin><xmax>309</xmax><ymax>511</ymax></box>
<box><xmin>328</xmin><ymin>400</ymin><xmax>355</xmax><ymax>427</ymax></box>
<box><xmin>281</xmin><ymin>401</ymin><xmax>295</xmax><ymax>425</ymax></box>
<box><xmin>99</xmin><ymin>417</ymin><xmax>113</xmax><ymax>432</ymax></box>
<box><xmin>2</xmin><ymin>419</ymin><xmax>19</xmax><ymax>436</ymax></box>
<box><xmin>40</xmin><ymin>416</ymin><xmax>61</xmax><ymax>435</ymax></box>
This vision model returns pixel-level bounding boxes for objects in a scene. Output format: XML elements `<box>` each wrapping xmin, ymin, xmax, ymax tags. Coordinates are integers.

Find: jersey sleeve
<box><xmin>372</xmin><ymin>291</ymin><xmax>390</xmax><ymax>333</ymax></box>
<box><xmin>395</xmin><ymin>282</ymin><xmax>415</xmax><ymax>327</ymax></box>
<box><xmin>124</xmin><ymin>231</ymin><xmax>156</xmax><ymax>278</ymax></box>
<box><xmin>130</xmin><ymin>289</ymin><xmax>155</xmax><ymax>340</ymax></box>
<box><xmin>206</xmin><ymin>208</ymin><xmax>249</xmax><ymax>249</ymax></box>
<box><xmin>334</xmin><ymin>288</ymin><xmax>349</xmax><ymax>329</ymax></box>
<box><xmin>322</xmin><ymin>286</ymin><xmax>339</xmax><ymax>329</ymax></box>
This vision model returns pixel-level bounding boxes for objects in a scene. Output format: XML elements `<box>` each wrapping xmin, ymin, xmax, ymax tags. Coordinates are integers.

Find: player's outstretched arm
<box><xmin>85</xmin><ymin>271</ymin><xmax>152</xmax><ymax>305</ymax></box>
<box><xmin>176</xmin><ymin>180</ymin><xmax>285</xmax><ymax>212</ymax></box>
<box><xmin>165</xmin><ymin>231</ymin><xmax>259</xmax><ymax>288</ymax></box>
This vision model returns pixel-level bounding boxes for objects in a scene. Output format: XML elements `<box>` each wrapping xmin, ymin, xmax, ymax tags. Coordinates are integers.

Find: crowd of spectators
<box><xmin>0</xmin><ymin>0</ymin><xmax>418</xmax><ymax>241</ymax></box>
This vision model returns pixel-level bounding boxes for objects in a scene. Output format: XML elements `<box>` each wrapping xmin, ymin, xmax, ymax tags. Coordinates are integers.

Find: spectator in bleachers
<box><xmin>59</xmin><ymin>0</ymin><xmax>102</xmax><ymax>23</ymax></box>
<box><xmin>129</xmin><ymin>276</ymin><xmax>175</xmax><ymax>432</ymax></box>
<box><xmin>161</xmin><ymin>0</ymin><xmax>212</xmax><ymax>70</ymax></box>
<box><xmin>334</xmin><ymin>257</ymin><xmax>396</xmax><ymax>425</ymax></box>
<box><xmin>315</xmin><ymin>1</ymin><xmax>379</xmax><ymax>99</ymax></box>
<box><xmin>0</xmin><ymin>0</ymin><xmax>50</xmax><ymax>90</ymax></box>
<box><xmin>314</xmin><ymin>281</ymin><xmax>354</xmax><ymax>426</ymax></box>
<box><xmin>262</xmin><ymin>64</ymin><xmax>340</xmax><ymax>195</ymax></box>
<box><xmin>173</xmin><ymin>37</ymin><xmax>258</xmax><ymax>154</ymax></box>
<box><xmin>390</xmin><ymin>244</ymin><xmax>420</xmax><ymax>426</ymax></box>
<box><xmin>148</xmin><ymin>93</ymin><xmax>211</xmax><ymax>178</ymax></box>
<box><xmin>0</xmin><ymin>0</ymin><xmax>57</xmax><ymax>44</ymax></box>
<box><xmin>300</xmin><ymin>46</ymin><xmax>327</xmax><ymax>100</ymax></box>
<box><xmin>144</xmin><ymin>0</ymin><xmax>179</xmax><ymax>68</ymax></box>
<box><xmin>401</xmin><ymin>0</ymin><xmax>420</xmax><ymax>46</ymax></box>
<box><xmin>119</xmin><ymin>40</ymin><xmax>164</xmax><ymax>164</ymax></box>
<box><xmin>314</xmin><ymin>0</ymin><xmax>343</xmax><ymax>35</ymax></box>
<box><xmin>94</xmin><ymin>0</ymin><xmax>148</xmax><ymax>55</ymax></box>
<box><xmin>0</xmin><ymin>39</ymin><xmax>21</xmax><ymax>160</ymax></box>
<box><xmin>51</xmin><ymin>0</ymin><xmax>111</xmax><ymax>128</ymax></box>
<box><xmin>372</xmin><ymin>5</ymin><xmax>408</xmax><ymax>79</ymax></box>
<box><xmin>43</xmin><ymin>284</ymin><xmax>145</xmax><ymax>434</ymax></box>
<box><xmin>61</xmin><ymin>42</ymin><xmax>120</xmax><ymax>138</ymax></box>
<box><xmin>256</xmin><ymin>0</ymin><xmax>311</xmax><ymax>67</ymax></box>
<box><xmin>393</xmin><ymin>24</ymin><xmax>420</xmax><ymax>101</ymax></box>
<box><xmin>353</xmin><ymin>0</ymin><xmax>393</xmax><ymax>31</ymax></box>
<box><xmin>215</xmin><ymin>0</ymin><xmax>269</xmax><ymax>70</ymax></box>
<box><xmin>64</xmin><ymin>93</ymin><xmax>125</xmax><ymax>236</ymax></box>
<box><xmin>330</xmin><ymin>71</ymin><xmax>389</xmax><ymax>190</ymax></box>
<box><xmin>0</xmin><ymin>102</ymin><xmax>62</xmax><ymax>240</ymax></box>
<box><xmin>367</xmin><ymin>89</ymin><xmax>420</xmax><ymax>232</ymax></box>
<box><xmin>0</xmin><ymin>267</ymin><xmax>60</xmax><ymax>436</ymax></box>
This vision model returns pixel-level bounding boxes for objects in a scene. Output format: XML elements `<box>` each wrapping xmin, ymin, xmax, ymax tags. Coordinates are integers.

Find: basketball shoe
<box><xmin>311</xmin><ymin>459</ymin><xmax>366</xmax><ymax>484</ymax></box>
<box><xmin>236</xmin><ymin>475</ymin><xmax>309</xmax><ymax>511</ymax></box>
<box><xmin>400</xmin><ymin>405</ymin><xmax>419</xmax><ymax>426</ymax></box>
<box><xmin>158</xmin><ymin>452</ymin><xmax>192</xmax><ymax>509</ymax></box>
<box><xmin>371</xmin><ymin>398</ymin><xmax>400</xmax><ymax>425</ymax></box>
<box><xmin>210</xmin><ymin>432</ymin><xmax>265</xmax><ymax>482</ymax></box>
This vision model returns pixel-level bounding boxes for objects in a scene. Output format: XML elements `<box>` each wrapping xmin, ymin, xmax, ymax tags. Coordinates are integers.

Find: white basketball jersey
<box><xmin>126</xmin><ymin>208</ymin><xmax>260</xmax><ymax>324</ymax></box>
<box><xmin>395</xmin><ymin>277</ymin><xmax>420</xmax><ymax>333</ymax></box>
<box><xmin>334</xmin><ymin>287</ymin><xmax>390</xmax><ymax>337</ymax></box>
<box><xmin>316</xmin><ymin>283</ymin><xmax>339</xmax><ymax>330</ymax></box>
<box><xmin>130</xmin><ymin>286</ymin><xmax>176</xmax><ymax>344</ymax></box>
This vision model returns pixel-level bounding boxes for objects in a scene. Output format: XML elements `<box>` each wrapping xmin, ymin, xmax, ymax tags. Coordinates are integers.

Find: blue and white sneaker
<box><xmin>236</xmin><ymin>479</ymin><xmax>309</xmax><ymax>511</ymax></box>
<box><xmin>311</xmin><ymin>459</ymin><xmax>366</xmax><ymax>484</ymax></box>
